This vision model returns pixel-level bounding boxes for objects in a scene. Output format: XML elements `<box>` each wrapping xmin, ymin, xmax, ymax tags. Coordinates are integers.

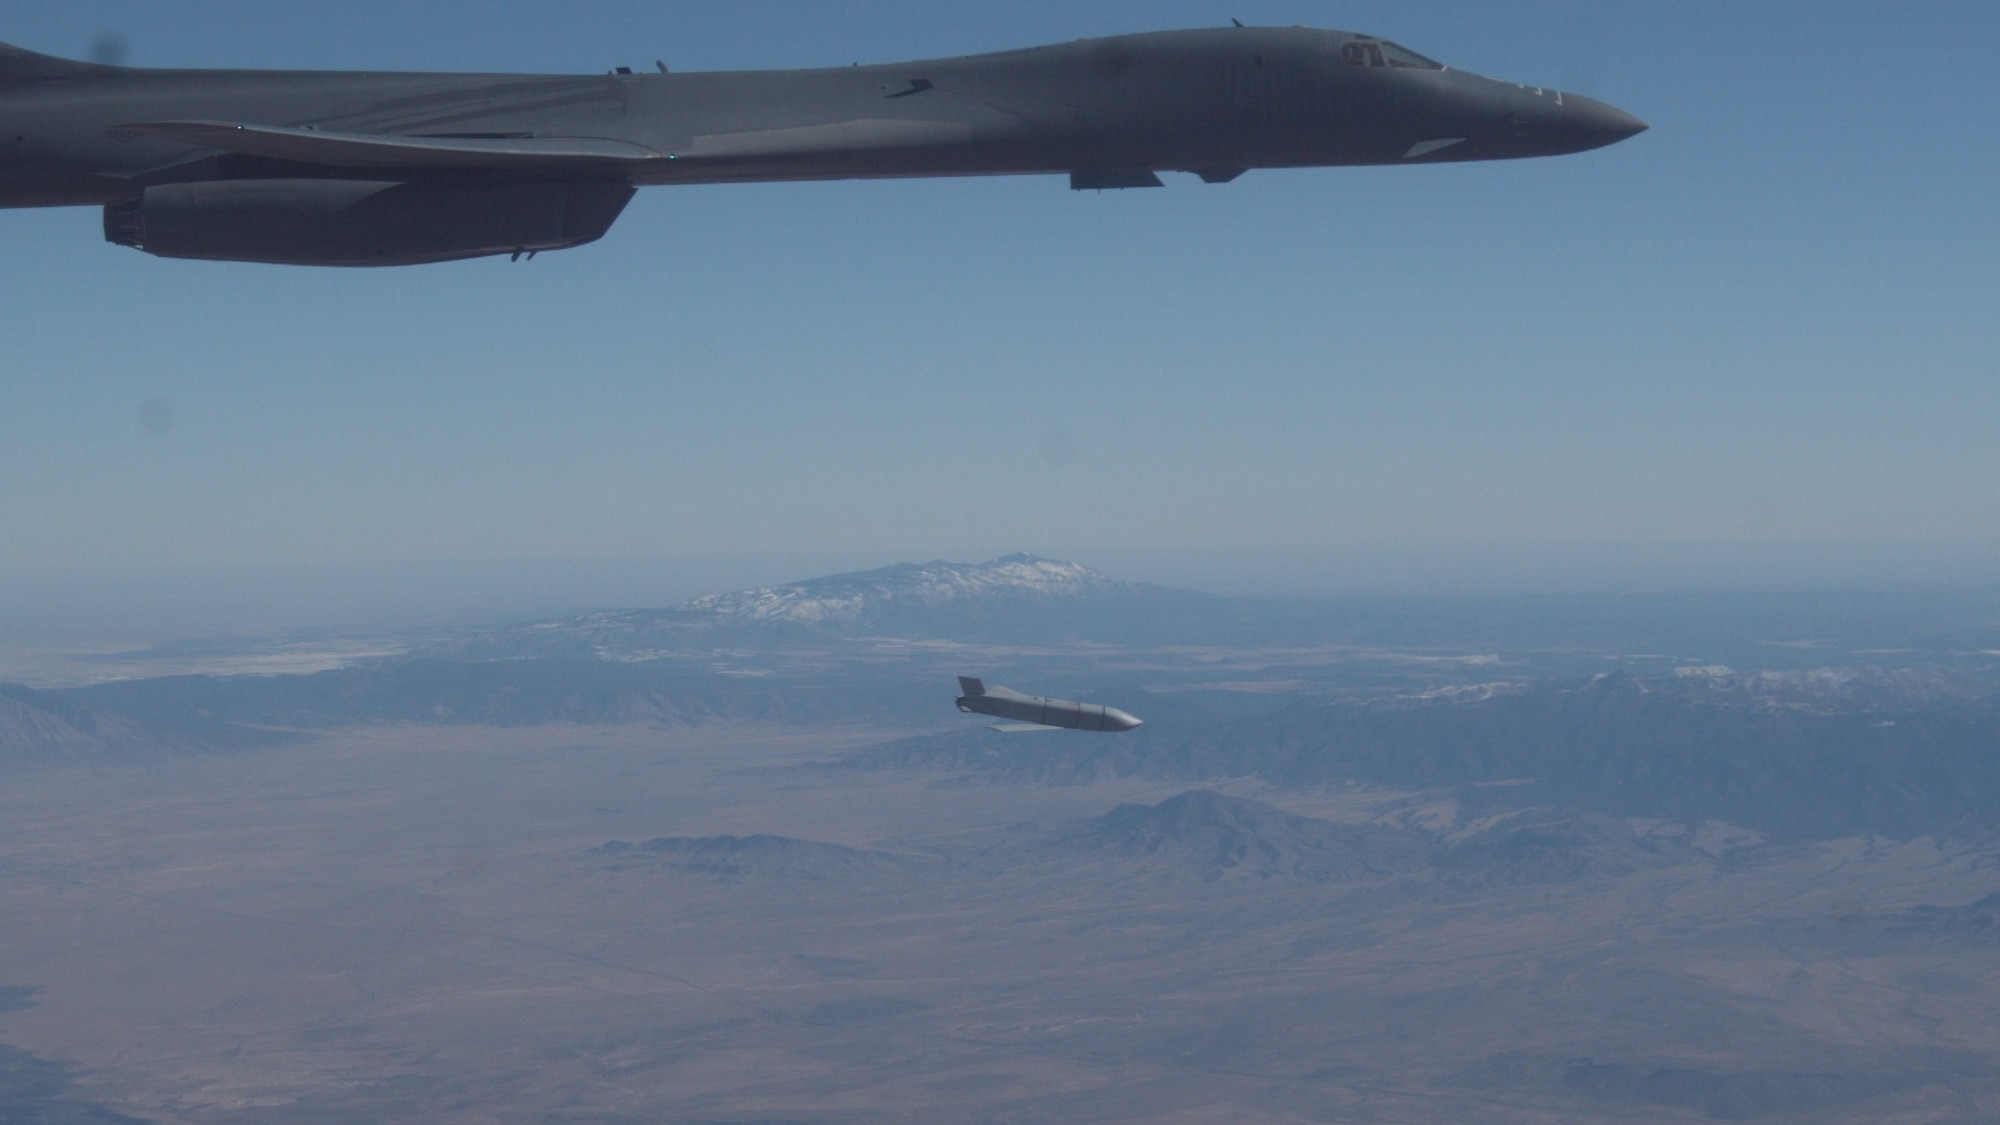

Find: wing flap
<box><xmin>112</xmin><ymin>120</ymin><xmax>663</xmax><ymax>170</ymax></box>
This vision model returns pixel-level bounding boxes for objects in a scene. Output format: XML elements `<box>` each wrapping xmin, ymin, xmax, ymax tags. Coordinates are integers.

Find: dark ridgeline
<box><xmin>593</xmin><ymin>791</ymin><xmax>1704</xmax><ymax>897</ymax></box>
<box><xmin>0</xmin><ymin>684</ymin><xmax>157</xmax><ymax>760</ymax></box>
<box><xmin>857</xmin><ymin>669</ymin><xmax>2000</xmax><ymax>843</ymax></box>
<box><xmin>0</xmin><ymin>681</ymin><xmax>291</xmax><ymax>765</ymax></box>
<box><xmin>1057</xmin><ymin>790</ymin><xmax>1430</xmax><ymax>884</ymax></box>
<box><xmin>1895</xmin><ymin>893</ymin><xmax>2000</xmax><ymax>944</ymax></box>
<box><xmin>1810</xmin><ymin>893</ymin><xmax>2000</xmax><ymax>955</ymax></box>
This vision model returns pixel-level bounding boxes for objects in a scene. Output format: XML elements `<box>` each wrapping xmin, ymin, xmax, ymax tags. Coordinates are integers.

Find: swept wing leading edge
<box><xmin>112</xmin><ymin>121</ymin><xmax>665</xmax><ymax>171</ymax></box>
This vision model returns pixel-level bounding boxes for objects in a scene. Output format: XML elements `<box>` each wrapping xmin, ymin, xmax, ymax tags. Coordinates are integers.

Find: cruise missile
<box><xmin>955</xmin><ymin>677</ymin><xmax>1143</xmax><ymax>733</ymax></box>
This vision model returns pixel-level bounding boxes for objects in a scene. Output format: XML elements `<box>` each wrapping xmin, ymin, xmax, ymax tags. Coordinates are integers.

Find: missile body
<box><xmin>955</xmin><ymin>677</ymin><xmax>1143</xmax><ymax>733</ymax></box>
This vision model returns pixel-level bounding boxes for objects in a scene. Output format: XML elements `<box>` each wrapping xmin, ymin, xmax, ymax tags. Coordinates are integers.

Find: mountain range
<box><xmin>9</xmin><ymin>555</ymin><xmax>2000</xmax><ymax>847</ymax></box>
<box><xmin>0</xmin><ymin>684</ymin><xmax>162</xmax><ymax>764</ymax></box>
<box><xmin>848</xmin><ymin>669</ymin><xmax>2000</xmax><ymax>842</ymax></box>
<box><xmin>432</xmin><ymin>554</ymin><xmax>1206</xmax><ymax>658</ymax></box>
<box><xmin>591</xmin><ymin>790</ymin><xmax>1709</xmax><ymax>894</ymax></box>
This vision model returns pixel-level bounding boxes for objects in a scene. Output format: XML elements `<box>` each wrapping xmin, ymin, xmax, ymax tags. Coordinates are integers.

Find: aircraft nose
<box><xmin>1560</xmin><ymin>93</ymin><xmax>1649</xmax><ymax>152</ymax></box>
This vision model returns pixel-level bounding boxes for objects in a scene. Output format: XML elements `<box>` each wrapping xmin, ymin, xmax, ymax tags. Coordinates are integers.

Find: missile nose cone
<box><xmin>1560</xmin><ymin>93</ymin><xmax>1649</xmax><ymax>152</ymax></box>
<box><xmin>1105</xmin><ymin>708</ymin><xmax>1144</xmax><ymax>732</ymax></box>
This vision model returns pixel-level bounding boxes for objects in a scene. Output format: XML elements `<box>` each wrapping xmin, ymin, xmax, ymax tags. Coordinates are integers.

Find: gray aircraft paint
<box><xmin>0</xmin><ymin>27</ymin><xmax>1646</xmax><ymax>265</ymax></box>
<box><xmin>956</xmin><ymin>677</ymin><xmax>1143</xmax><ymax>734</ymax></box>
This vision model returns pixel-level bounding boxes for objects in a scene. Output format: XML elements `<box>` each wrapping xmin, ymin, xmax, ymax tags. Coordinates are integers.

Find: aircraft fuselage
<box><xmin>0</xmin><ymin>27</ymin><xmax>1646</xmax><ymax>263</ymax></box>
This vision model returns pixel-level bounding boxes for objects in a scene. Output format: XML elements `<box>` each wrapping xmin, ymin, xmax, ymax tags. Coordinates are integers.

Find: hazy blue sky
<box><xmin>2</xmin><ymin>2</ymin><xmax>1996</xmax><ymax>583</ymax></box>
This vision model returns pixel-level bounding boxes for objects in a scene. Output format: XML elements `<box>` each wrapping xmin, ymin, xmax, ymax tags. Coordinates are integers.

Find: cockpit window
<box><xmin>1342</xmin><ymin>42</ymin><xmax>1387</xmax><ymax>68</ymax></box>
<box><xmin>1383</xmin><ymin>43</ymin><xmax>1445</xmax><ymax>70</ymax></box>
<box><xmin>1346</xmin><ymin>40</ymin><xmax>1445</xmax><ymax>71</ymax></box>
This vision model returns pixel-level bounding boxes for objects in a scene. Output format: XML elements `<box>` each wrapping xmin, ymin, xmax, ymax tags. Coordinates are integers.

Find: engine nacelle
<box><xmin>104</xmin><ymin>178</ymin><xmax>635</xmax><ymax>266</ymax></box>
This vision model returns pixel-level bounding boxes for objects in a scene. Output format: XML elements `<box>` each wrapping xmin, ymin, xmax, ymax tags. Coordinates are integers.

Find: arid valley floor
<box><xmin>3</xmin><ymin>720</ymin><xmax>1997</xmax><ymax>1124</ymax></box>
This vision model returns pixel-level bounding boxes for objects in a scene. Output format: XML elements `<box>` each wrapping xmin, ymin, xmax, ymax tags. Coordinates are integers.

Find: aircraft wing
<box><xmin>1</xmin><ymin>40</ymin><xmax>113</xmax><ymax>80</ymax></box>
<box><xmin>988</xmin><ymin>722</ymin><xmax>1064</xmax><ymax>733</ymax></box>
<box><xmin>685</xmin><ymin>118</ymin><xmax>974</xmax><ymax>159</ymax></box>
<box><xmin>112</xmin><ymin>120</ymin><xmax>664</xmax><ymax>170</ymax></box>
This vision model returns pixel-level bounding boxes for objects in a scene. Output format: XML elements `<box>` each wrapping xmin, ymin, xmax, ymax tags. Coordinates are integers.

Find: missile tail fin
<box><xmin>956</xmin><ymin>676</ymin><xmax>986</xmax><ymax>697</ymax></box>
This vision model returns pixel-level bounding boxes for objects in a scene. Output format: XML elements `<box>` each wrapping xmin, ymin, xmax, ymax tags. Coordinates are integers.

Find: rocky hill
<box><xmin>1061</xmin><ymin>790</ymin><xmax>1428</xmax><ymax>884</ymax></box>
<box><xmin>590</xmin><ymin>793</ymin><xmax>1709</xmax><ymax>900</ymax></box>
<box><xmin>0</xmin><ymin>683</ymin><xmax>171</xmax><ymax>764</ymax></box>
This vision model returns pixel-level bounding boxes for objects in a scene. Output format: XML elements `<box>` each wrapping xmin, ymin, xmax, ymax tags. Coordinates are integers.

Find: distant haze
<box><xmin>5</xmin><ymin>540</ymin><xmax>2000</xmax><ymax>647</ymax></box>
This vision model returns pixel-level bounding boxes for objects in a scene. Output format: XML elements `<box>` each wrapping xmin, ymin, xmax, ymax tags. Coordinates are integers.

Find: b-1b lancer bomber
<box><xmin>0</xmin><ymin>26</ymin><xmax>1645</xmax><ymax>266</ymax></box>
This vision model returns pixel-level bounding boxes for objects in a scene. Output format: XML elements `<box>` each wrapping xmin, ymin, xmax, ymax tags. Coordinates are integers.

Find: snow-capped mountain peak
<box><xmin>674</xmin><ymin>554</ymin><xmax>1125</xmax><ymax>625</ymax></box>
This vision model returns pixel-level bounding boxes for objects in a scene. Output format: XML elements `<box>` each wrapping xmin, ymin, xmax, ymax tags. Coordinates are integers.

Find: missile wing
<box><xmin>956</xmin><ymin>677</ymin><xmax>1143</xmax><ymax>734</ymax></box>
